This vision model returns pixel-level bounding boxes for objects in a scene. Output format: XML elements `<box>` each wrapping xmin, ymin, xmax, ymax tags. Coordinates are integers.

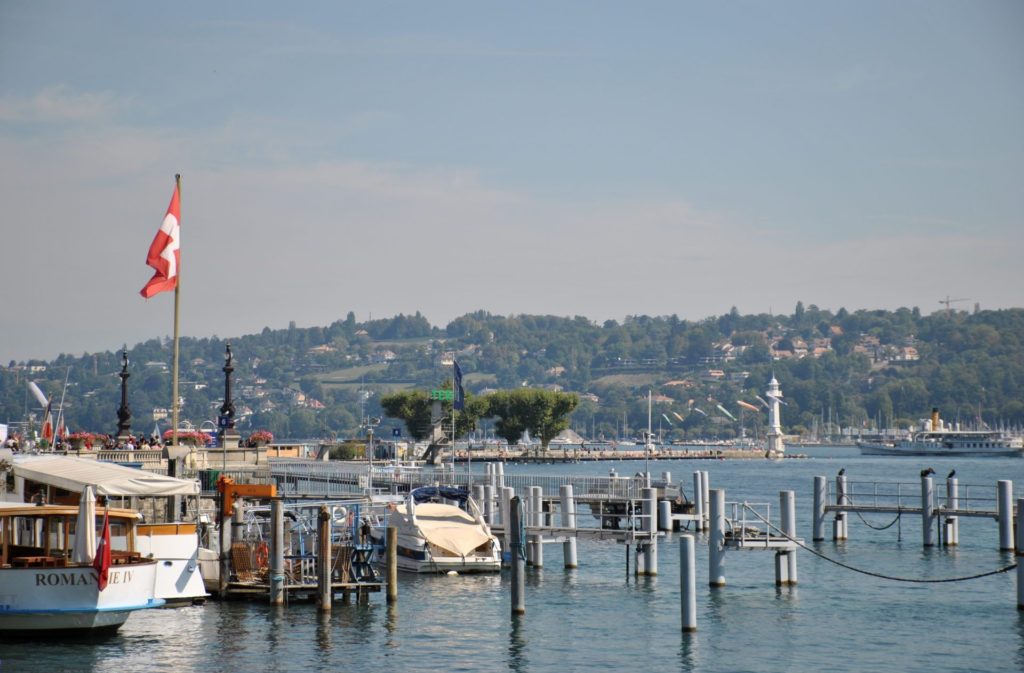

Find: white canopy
<box><xmin>13</xmin><ymin>455</ymin><xmax>199</xmax><ymax>497</ymax></box>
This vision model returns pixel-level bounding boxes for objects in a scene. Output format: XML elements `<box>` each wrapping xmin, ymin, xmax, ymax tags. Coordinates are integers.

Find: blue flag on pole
<box><xmin>453</xmin><ymin>360</ymin><xmax>465</xmax><ymax>411</ymax></box>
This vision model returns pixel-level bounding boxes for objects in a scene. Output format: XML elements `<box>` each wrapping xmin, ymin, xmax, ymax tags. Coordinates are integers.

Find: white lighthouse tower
<box><xmin>765</xmin><ymin>376</ymin><xmax>785</xmax><ymax>458</ymax></box>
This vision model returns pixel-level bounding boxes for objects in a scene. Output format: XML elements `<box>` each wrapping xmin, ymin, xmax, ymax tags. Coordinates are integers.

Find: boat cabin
<box><xmin>0</xmin><ymin>504</ymin><xmax>142</xmax><ymax>569</ymax></box>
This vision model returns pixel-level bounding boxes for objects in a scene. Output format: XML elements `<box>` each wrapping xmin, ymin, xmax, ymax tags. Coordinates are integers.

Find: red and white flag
<box><xmin>140</xmin><ymin>181</ymin><xmax>181</xmax><ymax>298</ymax></box>
<box><xmin>93</xmin><ymin>509</ymin><xmax>111</xmax><ymax>591</ymax></box>
<box><xmin>40</xmin><ymin>401</ymin><xmax>54</xmax><ymax>443</ymax></box>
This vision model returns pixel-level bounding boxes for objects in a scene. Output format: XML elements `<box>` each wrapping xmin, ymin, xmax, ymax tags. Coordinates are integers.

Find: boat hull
<box><xmin>0</xmin><ymin>563</ymin><xmax>163</xmax><ymax>635</ymax></box>
<box><xmin>136</xmin><ymin>524</ymin><xmax>208</xmax><ymax>605</ymax></box>
<box><xmin>857</xmin><ymin>441</ymin><xmax>1023</xmax><ymax>457</ymax></box>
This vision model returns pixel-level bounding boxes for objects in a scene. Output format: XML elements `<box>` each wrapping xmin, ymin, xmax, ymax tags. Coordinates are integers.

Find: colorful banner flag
<box><xmin>737</xmin><ymin>400</ymin><xmax>761</xmax><ymax>412</ymax></box>
<box><xmin>93</xmin><ymin>509</ymin><xmax>111</xmax><ymax>591</ymax></box>
<box><xmin>140</xmin><ymin>181</ymin><xmax>181</xmax><ymax>298</ymax></box>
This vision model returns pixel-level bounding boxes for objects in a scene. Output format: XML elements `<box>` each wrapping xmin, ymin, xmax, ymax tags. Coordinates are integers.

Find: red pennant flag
<box><xmin>93</xmin><ymin>509</ymin><xmax>111</xmax><ymax>591</ymax></box>
<box><xmin>140</xmin><ymin>181</ymin><xmax>181</xmax><ymax>298</ymax></box>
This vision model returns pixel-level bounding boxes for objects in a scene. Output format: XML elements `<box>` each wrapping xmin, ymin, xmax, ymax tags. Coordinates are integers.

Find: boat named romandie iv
<box><xmin>0</xmin><ymin>503</ymin><xmax>162</xmax><ymax>635</ymax></box>
<box><xmin>857</xmin><ymin>408</ymin><xmax>1024</xmax><ymax>457</ymax></box>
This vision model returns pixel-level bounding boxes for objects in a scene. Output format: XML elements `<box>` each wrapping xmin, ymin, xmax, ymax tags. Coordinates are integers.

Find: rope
<box><xmin>741</xmin><ymin>505</ymin><xmax>1017</xmax><ymax>584</ymax></box>
<box><xmin>853</xmin><ymin>509</ymin><xmax>902</xmax><ymax>531</ymax></box>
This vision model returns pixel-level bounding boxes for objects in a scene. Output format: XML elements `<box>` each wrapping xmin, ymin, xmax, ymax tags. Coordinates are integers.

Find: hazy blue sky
<box><xmin>2</xmin><ymin>1</ymin><xmax>1021</xmax><ymax>361</ymax></box>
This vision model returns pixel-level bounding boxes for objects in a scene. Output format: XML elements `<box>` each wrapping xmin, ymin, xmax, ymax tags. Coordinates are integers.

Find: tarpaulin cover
<box><xmin>13</xmin><ymin>455</ymin><xmax>200</xmax><ymax>496</ymax></box>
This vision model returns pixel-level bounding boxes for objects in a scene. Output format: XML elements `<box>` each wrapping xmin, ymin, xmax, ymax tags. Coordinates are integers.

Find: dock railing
<box><xmin>832</xmin><ymin>479</ymin><xmax>1000</xmax><ymax>517</ymax></box>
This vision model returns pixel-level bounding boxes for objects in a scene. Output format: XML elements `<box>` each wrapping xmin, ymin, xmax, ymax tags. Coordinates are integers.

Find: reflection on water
<box><xmin>508</xmin><ymin>615</ymin><xmax>528</xmax><ymax>673</ymax></box>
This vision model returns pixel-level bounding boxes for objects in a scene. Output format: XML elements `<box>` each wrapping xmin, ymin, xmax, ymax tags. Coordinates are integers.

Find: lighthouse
<box><xmin>765</xmin><ymin>376</ymin><xmax>785</xmax><ymax>458</ymax></box>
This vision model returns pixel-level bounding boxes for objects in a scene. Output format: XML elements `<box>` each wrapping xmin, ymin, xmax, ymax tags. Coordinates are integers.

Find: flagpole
<box><xmin>170</xmin><ymin>174</ymin><xmax>182</xmax><ymax>471</ymax></box>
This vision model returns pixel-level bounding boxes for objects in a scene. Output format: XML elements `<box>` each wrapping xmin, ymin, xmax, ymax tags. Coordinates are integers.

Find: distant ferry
<box><xmin>857</xmin><ymin>408</ymin><xmax>1023</xmax><ymax>457</ymax></box>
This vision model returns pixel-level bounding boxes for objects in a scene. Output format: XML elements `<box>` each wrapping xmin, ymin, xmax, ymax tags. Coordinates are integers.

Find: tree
<box><xmin>485</xmin><ymin>388</ymin><xmax>579</xmax><ymax>453</ymax></box>
<box><xmin>379</xmin><ymin>390</ymin><xmax>433</xmax><ymax>441</ymax></box>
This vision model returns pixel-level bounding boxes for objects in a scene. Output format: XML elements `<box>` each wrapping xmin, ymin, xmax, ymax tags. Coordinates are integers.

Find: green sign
<box><xmin>429</xmin><ymin>389</ymin><xmax>454</xmax><ymax>401</ymax></box>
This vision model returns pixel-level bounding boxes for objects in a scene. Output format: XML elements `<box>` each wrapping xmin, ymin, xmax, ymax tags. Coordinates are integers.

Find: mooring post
<box><xmin>484</xmin><ymin>484</ymin><xmax>495</xmax><ymax>525</ymax></box>
<box><xmin>692</xmin><ymin>471</ymin><xmax>704</xmax><ymax>532</ymax></box>
<box><xmin>945</xmin><ymin>476</ymin><xmax>959</xmax><ymax>546</ymax></box>
<box><xmin>709</xmin><ymin>488</ymin><xmax>726</xmax><ymax>587</ymax></box>
<box><xmin>834</xmin><ymin>473</ymin><xmax>848</xmax><ymax>541</ymax></box>
<box><xmin>701</xmin><ymin>471</ymin><xmax>711</xmax><ymax>532</ymax></box>
<box><xmin>510</xmin><ymin>495</ymin><xmax>526</xmax><ymax>616</ymax></box>
<box><xmin>1016</xmin><ymin>497</ymin><xmax>1023</xmax><ymax>611</ymax></box>
<box><xmin>497</xmin><ymin>461</ymin><xmax>505</xmax><ymax>489</ymax></box>
<box><xmin>317</xmin><ymin>505</ymin><xmax>331</xmax><ymax>611</ymax></box>
<box><xmin>473</xmin><ymin>484</ymin><xmax>485</xmax><ymax>513</ymax></box>
<box><xmin>680</xmin><ymin>534</ymin><xmax>697</xmax><ymax>632</ymax></box>
<box><xmin>270</xmin><ymin>498</ymin><xmax>285</xmax><ymax>605</ymax></box>
<box><xmin>386</xmin><ymin>526</ymin><xmax>398</xmax><ymax>604</ymax></box>
<box><xmin>219</xmin><ymin>502</ymin><xmax>234</xmax><ymax>596</ymax></box>
<box><xmin>922</xmin><ymin>474</ymin><xmax>936</xmax><ymax>547</ymax></box>
<box><xmin>559</xmin><ymin>484</ymin><xmax>578</xmax><ymax>569</ymax></box>
<box><xmin>529</xmin><ymin>486</ymin><xmax>543</xmax><ymax>568</ymax></box>
<box><xmin>639</xmin><ymin>486</ymin><xmax>658</xmax><ymax>576</ymax></box>
<box><xmin>658</xmin><ymin>499</ymin><xmax>673</xmax><ymax>532</ymax></box>
<box><xmin>501</xmin><ymin>486</ymin><xmax>514</xmax><ymax>558</ymax></box>
<box><xmin>782</xmin><ymin>490</ymin><xmax>797</xmax><ymax>584</ymax></box>
<box><xmin>813</xmin><ymin>476</ymin><xmax>827</xmax><ymax>541</ymax></box>
<box><xmin>997</xmin><ymin>480</ymin><xmax>1014</xmax><ymax>551</ymax></box>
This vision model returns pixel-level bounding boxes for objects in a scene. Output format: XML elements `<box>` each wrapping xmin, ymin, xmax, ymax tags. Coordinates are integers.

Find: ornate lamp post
<box><xmin>218</xmin><ymin>343</ymin><xmax>241</xmax><ymax>458</ymax></box>
<box><xmin>116</xmin><ymin>347</ymin><xmax>132</xmax><ymax>441</ymax></box>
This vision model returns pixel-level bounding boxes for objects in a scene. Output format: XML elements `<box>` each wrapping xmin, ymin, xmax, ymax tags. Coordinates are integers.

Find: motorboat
<box><xmin>0</xmin><ymin>500</ymin><xmax>163</xmax><ymax>636</ymax></box>
<box><xmin>372</xmin><ymin>486</ymin><xmax>501</xmax><ymax>574</ymax></box>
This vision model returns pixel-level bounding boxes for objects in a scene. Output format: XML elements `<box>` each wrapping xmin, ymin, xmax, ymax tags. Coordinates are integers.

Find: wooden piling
<box><xmin>386</xmin><ymin>526</ymin><xmax>398</xmax><ymax>604</ymax></box>
<box><xmin>680</xmin><ymin>534</ymin><xmax>697</xmax><ymax>632</ymax></box>
<box><xmin>317</xmin><ymin>505</ymin><xmax>331</xmax><ymax>611</ymax></box>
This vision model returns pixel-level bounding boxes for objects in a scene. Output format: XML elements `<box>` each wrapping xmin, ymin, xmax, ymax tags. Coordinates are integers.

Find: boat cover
<box><xmin>403</xmin><ymin>502</ymin><xmax>492</xmax><ymax>557</ymax></box>
<box><xmin>13</xmin><ymin>455</ymin><xmax>200</xmax><ymax>496</ymax></box>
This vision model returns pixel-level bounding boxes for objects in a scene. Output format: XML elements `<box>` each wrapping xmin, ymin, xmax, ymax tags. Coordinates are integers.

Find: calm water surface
<box><xmin>4</xmin><ymin>447</ymin><xmax>1023</xmax><ymax>673</ymax></box>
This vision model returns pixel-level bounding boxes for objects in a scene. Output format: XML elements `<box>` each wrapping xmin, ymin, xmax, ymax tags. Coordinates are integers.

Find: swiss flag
<box><xmin>93</xmin><ymin>509</ymin><xmax>111</xmax><ymax>591</ymax></box>
<box><xmin>140</xmin><ymin>179</ymin><xmax>181</xmax><ymax>298</ymax></box>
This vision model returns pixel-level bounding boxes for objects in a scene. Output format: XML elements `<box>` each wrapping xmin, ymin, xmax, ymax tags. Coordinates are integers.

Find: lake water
<box><xmin>4</xmin><ymin>446</ymin><xmax>1022</xmax><ymax>673</ymax></box>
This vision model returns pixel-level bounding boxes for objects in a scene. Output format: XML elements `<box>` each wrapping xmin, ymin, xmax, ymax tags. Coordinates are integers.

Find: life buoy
<box><xmin>255</xmin><ymin>541</ymin><xmax>269</xmax><ymax>568</ymax></box>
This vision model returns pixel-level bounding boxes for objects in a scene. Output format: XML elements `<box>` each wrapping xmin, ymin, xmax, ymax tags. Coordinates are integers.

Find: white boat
<box><xmin>0</xmin><ymin>502</ymin><xmax>163</xmax><ymax>635</ymax></box>
<box><xmin>372</xmin><ymin>486</ymin><xmax>501</xmax><ymax>574</ymax></box>
<box><xmin>7</xmin><ymin>455</ymin><xmax>208</xmax><ymax>605</ymax></box>
<box><xmin>857</xmin><ymin>409</ymin><xmax>1024</xmax><ymax>457</ymax></box>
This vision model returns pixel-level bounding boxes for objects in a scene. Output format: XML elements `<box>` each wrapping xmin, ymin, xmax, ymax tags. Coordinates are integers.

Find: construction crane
<box><xmin>939</xmin><ymin>295</ymin><xmax>969</xmax><ymax>317</ymax></box>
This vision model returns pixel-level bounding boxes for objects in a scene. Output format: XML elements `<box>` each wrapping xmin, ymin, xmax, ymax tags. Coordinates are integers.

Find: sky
<box><xmin>1</xmin><ymin>1</ymin><xmax>1022</xmax><ymax>362</ymax></box>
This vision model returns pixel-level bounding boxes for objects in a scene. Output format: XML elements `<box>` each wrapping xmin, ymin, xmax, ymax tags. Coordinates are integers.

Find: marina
<box><xmin>1</xmin><ymin>445</ymin><xmax>1020</xmax><ymax>672</ymax></box>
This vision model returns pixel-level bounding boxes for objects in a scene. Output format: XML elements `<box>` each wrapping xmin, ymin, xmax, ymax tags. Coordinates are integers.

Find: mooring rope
<box><xmin>853</xmin><ymin>509</ymin><xmax>902</xmax><ymax>531</ymax></box>
<box><xmin>740</xmin><ymin>506</ymin><xmax>1017</xmax><ymax>583</ymax></box>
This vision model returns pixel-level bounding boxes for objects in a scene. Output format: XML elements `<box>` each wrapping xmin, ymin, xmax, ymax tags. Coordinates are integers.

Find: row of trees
<box><xmin>380</xmin><ymin>388</ymin><xmax>579</xmax><ymax>452</ymax></box>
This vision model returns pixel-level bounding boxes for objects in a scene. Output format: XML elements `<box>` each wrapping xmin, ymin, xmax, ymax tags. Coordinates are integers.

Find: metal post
<box><xmin>680</xmin><ymin>534</ymin><xmax>697</xmax><ymax>632</ymax></box>
<box><xmin>945</xmin><ymin>476</ymin><xmax>959</xmax><ymax>546</ymax></box>
<box><xmin>921</xmin><ymin>474</ymin><xmax>935</xmax><ymax>547</ymax></box>
<box><xmin>834</xmin><ymin>474</ymin><xmax>848</xmax><ymax>541</ymax></box>
<box><xmin>658</xmin><ymin>500</ymin><xmax>673</xmax><ymax>532</ymax></box>
<box><xmin>529</xmin><ymin>486</ymin><xmax>543</xmax><ymax>568</ymax></box>
<box><xmin>708</xmin><ymin>488</ymin><xmax>725</xmax><ymax>587</ymax></box>
<box><xmin>692</xmin><ymin>471</ymin><xmax>704</xmax><ymax>532</ymax></box>
<box><xmin>497</xmin><ymin>462</ymin><xmax>505</xmax><ymax>489</ymax></box>
<box><xmin>701</xmin><ymin>471</ymin><xmax>710</xmax><ymax>532</ymax></box>
<box><xmin>1016</xmin><ymin>497</ymin><xmax>1023</xmax><ymax>611</ymax></box>
<box><xmin>510</xmin><ymin>496</ymin><xmax>526</xmax><ymax>616</ymax></box>
<box><xmin>500</xmin><ymin>486</ymin><xmax>514</xmax><ymax>558</ymax></box>
<box><xmin>639</xmin><ymin>487</ymin><xmax>657</xmax><ymax>575</ymax></box>
<box><xmin>997</xmin><ymin>480</ymin><xmax>1014</xmax><ymax>551</ymax></box>
<box><xmin>386</xmin><ymin>526</ymin><xmax>398</xmax><ymax>604</ymax></box>
<box><xmin>483</xmin><ymin>484</ymin><xmax>495</xmax><ymax>525</ymax></box>
<box><xmin>781</xmin><ymin>490</ymin><xmax>797</xmax><ymax>584</ymax></box>
<box><xmin>812</xmin><ymin>476</ymin><xmax>826</xmax><ymax>541</ymax></box>
<box><xmin>317</xmin><ymin>505</ymin><xmax>331</xmax><ymax>611</ymax></box>
<box><xmin>269</xmin><ymin>498</ymin><xmax>285</xmax><ymax>605</ymax></box>
<box><xmin>219</xmin><ymin>504</ymin><xmax>233</xmax><ymax>596</ymax></box>
<box><xmin>559</xmin><ymin>484</ymin><xmax>577</xmax><ymax>569</ymax></box>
